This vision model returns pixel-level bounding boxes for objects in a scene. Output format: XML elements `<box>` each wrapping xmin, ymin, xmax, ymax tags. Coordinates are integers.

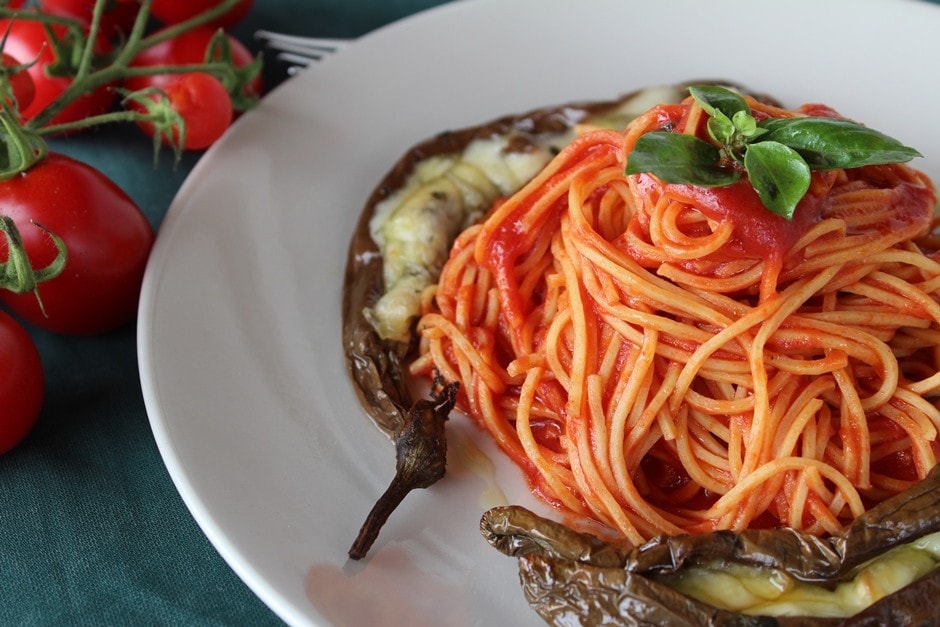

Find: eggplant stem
<box><xmin>348</xmin><ymin>377</ymin><xmax>458</xmax><ymax>560</ymax></box>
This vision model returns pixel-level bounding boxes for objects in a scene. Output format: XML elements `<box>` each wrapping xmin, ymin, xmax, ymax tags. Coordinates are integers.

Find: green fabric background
<box><xmin>0</xmin><ymin>1</ymin><xmax>450</xmax><ymax>625</ymax></box>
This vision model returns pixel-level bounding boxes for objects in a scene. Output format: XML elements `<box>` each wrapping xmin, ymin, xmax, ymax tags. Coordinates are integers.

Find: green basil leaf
<box><xmin>626</xmin><ymin>131</ymin><xmax>740</xmax><ymax>187</ymax></box>
<box><xmin>707</xmin><ymin>114</ymin><xmax>735</xmax><ymax>146</ymax></box>
<box><xmin>743</xmin><ymin>141</ymin><xmax>811</xmax><ymax>220</ymax></box>
<box><xmin>689</xmin><ymin>85</ymin><xmax>750</xmax><ymax>121</ymax></box>
<box><xmin>758</xmin><ymin>117</ymin><xmax>922</xmax><ymax>170</ymax></box>
<box><xmin>732</xmin><ymin>110</ymin><xmax>764</xmax><ymax>139</ymax></box>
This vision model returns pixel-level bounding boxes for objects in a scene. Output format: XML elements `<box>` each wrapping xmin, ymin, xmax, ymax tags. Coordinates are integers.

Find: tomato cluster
<box><xmin>0</xmin><ymin>0</ymin><xmax>261</xmax><ymax>454</ymax></box>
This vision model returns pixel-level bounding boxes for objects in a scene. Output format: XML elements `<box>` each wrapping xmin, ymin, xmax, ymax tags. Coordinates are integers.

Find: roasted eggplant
<box><xmin>480</xmin><ymin>466</ymin><xmax>940</xmax><ymax>625</ymax></box>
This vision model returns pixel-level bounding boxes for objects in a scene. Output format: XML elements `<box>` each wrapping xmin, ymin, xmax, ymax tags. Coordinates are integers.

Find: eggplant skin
<box><xmin>481</xmin><ymin>466</ymin><xmax>940</xmax><ymax>625</ymax></box>
<box><xmin>517</xmin><ymin>554</ymin><xmax>940</xmax><ymax>627</ymax></box>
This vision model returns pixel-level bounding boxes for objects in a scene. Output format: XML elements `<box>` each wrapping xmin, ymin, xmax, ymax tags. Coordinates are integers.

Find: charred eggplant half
<box><xmin>481</xmin><ymin>465</ymin><xmax>940</xmax><ymax>625</ymax></box>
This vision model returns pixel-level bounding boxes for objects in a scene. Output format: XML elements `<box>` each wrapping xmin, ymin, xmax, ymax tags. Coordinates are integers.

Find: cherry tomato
<box><xmin>124</xmin><ymin>25</ymin><xmax>261</xmax><ymax>99</ymax></box>
<box><xmin>0</xmin><ymin>153</ymin><xmax>155</xmax><ymax>335</ymax></box>
<box><xmin>0</xmin><ymin>18</ymin><xmax>116</xmax><ymax>128</ymax></box>
<box><xmin>1</xmin><ymin>52</ymin><xmax>35</xmax><ymax>111</ymax></box>
<box><xmin>134</xmin><ymin>72</ymin><xmax>233</xmax><ymax>149</ymax></box>
<box><xmin>38</xmin><ymin>0</ymin><xmax>140</xmax><ymax>37</ymax></box>
<box><xmin>0</xmin><ymin>310</ymin><xmax>43</xmax><ymax>454</ymax></box>
<box><xmin>150</xmin><ymin>0</ymin><xmax>253</xmax><ymax>29</ymax></box>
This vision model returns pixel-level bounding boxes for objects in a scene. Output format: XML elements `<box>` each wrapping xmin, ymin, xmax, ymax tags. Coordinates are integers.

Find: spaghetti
<box><xmin>409</xmin><ymin>94</ymin><xmax>940</xmax><ymax>544</ymax></box>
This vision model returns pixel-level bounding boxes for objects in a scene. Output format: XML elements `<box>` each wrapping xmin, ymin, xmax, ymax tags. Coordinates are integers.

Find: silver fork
<box><xmin>254</xmin><ymin>30</ymin><xmax>352</xmax><ymax>74</ymax></box>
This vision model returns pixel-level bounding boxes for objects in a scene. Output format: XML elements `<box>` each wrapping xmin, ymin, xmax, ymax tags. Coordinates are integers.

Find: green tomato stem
<box><xmin>24</xmin><ymin>0</ymin><xmax>246</xmax><ymax>131</ymax></box>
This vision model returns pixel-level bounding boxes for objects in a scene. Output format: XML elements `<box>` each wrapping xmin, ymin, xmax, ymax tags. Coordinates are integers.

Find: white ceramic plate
<box><xmin>138</xmin><ymin>0</ymin><xmax>940</xmax><ymax>624</ymax></box>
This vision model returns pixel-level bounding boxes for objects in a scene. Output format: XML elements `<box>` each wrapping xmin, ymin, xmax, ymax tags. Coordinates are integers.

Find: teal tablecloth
<box><xmin>0</xmin><ymin>1</ymin><xmax>450</xmax><ymax>625</ymax></box>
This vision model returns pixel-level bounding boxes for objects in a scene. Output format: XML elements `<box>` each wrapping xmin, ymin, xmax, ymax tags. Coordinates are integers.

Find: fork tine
<box><xmin>254</xmin><ymin>29</ymin><xmax>351</xmax><ymax>56</ymax></box>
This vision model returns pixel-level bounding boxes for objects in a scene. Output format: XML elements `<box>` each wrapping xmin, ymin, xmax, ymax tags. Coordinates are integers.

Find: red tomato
<box><xmin>1</xmin><ymin>52</ymin><xmax>35</xmax><ymax>111</ymax></box>
<box><xmin>0</xmin><ymin>310</ymin><xmax>43</xmax><ymax>454</ymax></box>
<box><xmin>150</xmin><ymin>0</ymin><xmax>253</xmax><ymax>29</ymax></box>
<box><xmin>124</xmin><ymin>25</ymin><xmax>261</xmax><ymax>99</ymax></box>
<box><xmin>134</xmin><ymin>72</ymin><xmax>233</xmax><ymax>149</ymax></box>
<box><xmin>38</xmin><ymin>0</ymin><xmax>140</xmax><ymax>37</ymax></box>
<box><xmin>0</xmin><ymin>153</ymin><xmax>155</xmax><ymax>335</ymax></box>
<box><xmin>0</xmin><ymin>18</ymin><xmax>116</xmax><ymax>128</ymax></box>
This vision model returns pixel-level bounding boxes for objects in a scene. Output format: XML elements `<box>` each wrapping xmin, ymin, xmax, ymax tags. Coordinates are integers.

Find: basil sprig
<box><xmin>625</xmin><ymin>85</ymin><xmax>922</xmax><ymax>220</ymax></box>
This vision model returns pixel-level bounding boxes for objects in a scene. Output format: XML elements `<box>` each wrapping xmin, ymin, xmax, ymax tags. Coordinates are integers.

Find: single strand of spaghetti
<box><xmin>917</xmin><ymin>273</ymin><xmax>940</xmax><ymax>294</ymax></box>
<box><xmin>908</xmin><ymin>370</ymin><xmax>940</xmax><ymax>397</ymax></box>
<box><xmin>766</xmin><ymin>351</ymin><xmax>849</xmax><ymax>376</ymax></box>
<box><xmin>832</xmin><ymin>366</ymin><xmax>871</xmax><ymax>488</ymax></box>
<box><xmin>800</xmin><ymin>310</ymin><xmax>931</xmax><ymax>331</ymax></box>
<box><xmin>596</xmin><ymin>324</ymin><xmax>625</xmax><ymax>390</ymax></box>
<box><xmin>895</xmin><ymin>326</ymin><xmax>940</xmax><ymax>347</ymax></box>
<box><xmin>786</xmin><ymin>470</ymin><xmax>812</xmax><ymax>530</ymax></box>
<box><xmin>544</xmin><ymin>307</ymin><xmax>573</xmax><ymax>391</ymax></box>
<box><xmin>684</xmin><ymin>387</ymin><xmax>754</xmax><ymax>416</ymax></box>
<box><xmin>658</xmin><ymin>261</ymin><xmax>764</xmax><ymax>294</ymax></box>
